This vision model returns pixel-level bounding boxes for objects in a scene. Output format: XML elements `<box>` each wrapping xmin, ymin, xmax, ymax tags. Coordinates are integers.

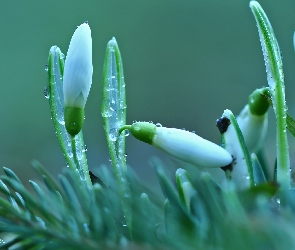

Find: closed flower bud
<box><xmin>127</xmin><ymin>122</ymin><xmax>232</xmax><ymax>168</ymax></box>
<box><xmin>63</xmin><ymin>22</ymin><xmax>93</xmax><ymax>136</ymax></box>
<box><xmin>237</xmin><ymin>88</ymin><xmax>269</xmax><ymax>153</ymax></box>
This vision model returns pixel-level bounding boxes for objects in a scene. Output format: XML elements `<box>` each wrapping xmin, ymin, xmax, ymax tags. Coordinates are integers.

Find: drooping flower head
<box><xmin>63</xmin><ymin>22</ymin><xmax>93</xmax><ymax>136</ymax></box>
<box><xmin>122</xmin><ymin>122</ymin><xmax>233</xmax><ymax>168</ymax></box>
<box><xmin>237</xmin><ymin>88</ymin><xmax>269</xmax><ymax>153</ymax></box>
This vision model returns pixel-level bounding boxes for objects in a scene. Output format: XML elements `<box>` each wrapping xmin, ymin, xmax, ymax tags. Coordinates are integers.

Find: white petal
<box><xmin>63</xmin><ymin>23</ymin><xmax>93</xmax><ymax>108</ymax></box>
<box><xmin>153</xmin><ymin>127</ymin><xmax>232</xmax><ymax>168</ymax></box>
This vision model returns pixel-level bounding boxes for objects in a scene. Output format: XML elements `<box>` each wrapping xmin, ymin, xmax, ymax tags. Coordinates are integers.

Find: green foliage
<box><xmin>0</xmin><ymin>162</ymin><xmax>295</xmax><ymax>249</ymax></box>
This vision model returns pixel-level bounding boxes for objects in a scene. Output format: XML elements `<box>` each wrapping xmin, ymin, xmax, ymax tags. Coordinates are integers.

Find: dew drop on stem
<box><xmin>44</xmin><ymin>86</ymin><xmax>49</xmax><ymax>99</ymax></box>
<box><xmin>124</xmin><ymin>130</ymin><xmax>130</xmax><ymax>137</ymax></box>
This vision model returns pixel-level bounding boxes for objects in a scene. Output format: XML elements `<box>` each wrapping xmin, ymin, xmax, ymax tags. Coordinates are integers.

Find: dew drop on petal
<box><xmin>156</xmin><ymin>123</ymin><xmax>162</xmax><ymax>127</ymax></box>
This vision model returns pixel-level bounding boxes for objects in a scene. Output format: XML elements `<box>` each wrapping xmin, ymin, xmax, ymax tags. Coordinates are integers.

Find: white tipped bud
<box><xmin>153</xmin><ymin>127</ymin><xmax>232</xmax><ymax>168</ymax></box>
<box><xmin>129</xmin><ymin>122</ymin><xmax>232</xmax><ymax>168</ymax></box>
<box><xmin>63</xmin><ymin>22</ymin><xmax>93</xmax><ymax>108</ymax></box>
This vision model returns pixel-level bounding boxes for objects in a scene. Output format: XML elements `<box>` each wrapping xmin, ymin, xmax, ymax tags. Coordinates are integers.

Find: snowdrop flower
<box><xmin>123</xmin><ymin>122</ymin><xmax>232</xmax><ymax>168</ymax></box>
<box><xmin>63</xmin><ymin>22</ymin><xmax>93</xmax><ymax>136</ymax></box>
<box><xmin>237</xmin><ymin>88</ymin><xmax>269</xmax><ymax>153</ymax></box>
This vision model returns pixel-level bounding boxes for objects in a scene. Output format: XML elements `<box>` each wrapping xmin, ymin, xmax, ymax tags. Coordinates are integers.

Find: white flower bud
<box><xmin>128</xmin><ymin>122</ymin><xmax>232</xmax><ymax>168</ymax></box>
<box><xmin>237</xmin><ymin>88</ymin><xmax>269</xmax><ymax>153</ymax></box>
<box><xmin>63</xmin><ymin>22</ymin><xmax>93</xmax><ymax>136</ymax></box>
<box><xmin>63</xmin><ymin>22</ymin><xmax>93</xmax><ymax>108</ymax></box>
<box><xmin>237</xmin><ymin>104</ymin><xmax>268</xmax><ymax>153</ymax></box>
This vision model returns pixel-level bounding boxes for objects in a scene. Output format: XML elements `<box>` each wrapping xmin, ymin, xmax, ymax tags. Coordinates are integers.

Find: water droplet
<box><xmin>58</xmin><ymin>120</ymin><xmax>65</xmax><ymax>125</ymax></box>
<box><xmin>109</xmin><ymin>128</ymin><xmax>118</xmax><ymax>141</ymax></box>
<box><xmin>125</xmin><ymin>153</ymin><xmax>128</xmax><ymax>157</ymax></box>
<box><xmin>44</xmin><ymin>86</ymin><xmax>49</xmax><ymax>99</ymax></box>
<box><xmin>156</xmin><ymin>123</ymin><xmax>162</xmax><ymax>127</ymax></box>
<box><xmin>83</xmin><ymin>145</ymin><xmax>88</xmax><ymax>152</ymax></box>
<box><xmin>111</xmin><ymin>75</ymin><xmax>115</xmax><ymax>79</ymax></box>
<box><xmin>181</xmin><ymin>128</ymin><xmax>185</xmax><ymax>130</ymax></box>
<box><xmin>66</xmin><ymin>163</ymin><xmax>69</xmax><ymax>168</ymax></box>
<box><xmin>243</xmin><ymin>175</ymin><xmax>250</xmax><ymax>180</ymax></box>
<box><xmin>83</xmin><ymin>223</ymin><xmax>89</xmax><ymax>233</ymax></box>
<box><xmin>149</xmin><ymin>121</ymin><xmax>153</xmax><ymax>124</ymax></box>
<box><xmin>109</xmin><ymin>134</ymin><xmax>117</xmax><ymax>141</ymax></box>
<box><xmin>191</xmin><ymin>131</ymin><xmax>196</xmax><ymax>134</ymax></box>
<box><xmin>109</xmin><ymin>158</ymin><xmax>112</xmax><ymax>162</ymax></box>
<box><xmin>44</xmin><ymin>64</ymin><xmax>48</xmax><ymax>72</ymax></box>
<box><xmin>125</xmin><ymin>130</ymin><xmax>130</xmax><ymax>136</ymax></box>
<box><xmin>276</xmin><ymin>198</ymin><xmax>281</xmax><ymax>205</ymax></box>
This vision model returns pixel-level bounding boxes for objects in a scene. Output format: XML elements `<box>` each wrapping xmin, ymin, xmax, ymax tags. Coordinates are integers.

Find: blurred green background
<box><xmin>1</xmin><ymin>0</ymin><xmax>295</xmax><ymax>184</ymax></box>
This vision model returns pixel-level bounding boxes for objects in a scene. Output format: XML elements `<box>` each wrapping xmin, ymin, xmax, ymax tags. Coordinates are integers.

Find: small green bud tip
<box><xmin>64</xmin><ymin>107</ymin><xmax>85</xmax><ymax>136</ymax></box>
<box><xmin>129</xmin><ymin>122</ymin><xmax>156</xmax><ymax>144</ymax></box>
<box><xmin>248</xmin><ymin>88</ymin><xmax>270</xmax><ymax>116</ymax></box>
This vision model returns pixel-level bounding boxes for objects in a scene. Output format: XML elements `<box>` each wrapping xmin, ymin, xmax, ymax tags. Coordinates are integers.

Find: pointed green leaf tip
<box><xmin>248</xmin><ymin>88</ymin><xmax>269</xmax><ymax>116</ymax></box>
<box><xmin>64</xmin><ymin>107</ymin><xmax>84</xmax><ymax>136</ymax></box>
<box><xmin>129</xmin><ymin>122</ymin><xmax>156</xmax><ymax>144</ymax></box>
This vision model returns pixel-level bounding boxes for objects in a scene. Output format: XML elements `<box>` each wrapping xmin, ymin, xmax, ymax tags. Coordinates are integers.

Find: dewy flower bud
<box><xmin>63</xmin><ymin>22</ymin><xmax>93</xmax><ymax>136</ymax></box>
<box><xmin>237</xmin><ymin>88</ymin><xmax>269</xmax><ymax>153</ymax></box>
<box><xmin>128</xmin><ymin>122</ymin><xmax>232</xmax><ymax>168</ymax></box>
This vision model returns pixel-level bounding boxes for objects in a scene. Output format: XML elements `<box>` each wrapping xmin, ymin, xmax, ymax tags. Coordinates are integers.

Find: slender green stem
<box><xmin>119</xmin><ymin>125</ymin><xmax>131</xmax><ymax>135</ymax></box>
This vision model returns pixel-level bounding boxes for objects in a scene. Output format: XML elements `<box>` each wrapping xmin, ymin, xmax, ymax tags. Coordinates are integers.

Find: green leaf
<box><xmin>175</xmin><ymin>168</ymin><xmax>196</xmax><ymax>212</ymax></box>
<box><xmin>101</xmin><ymin>38</ymin><xmax>131</xmax><ymax>232</ymax></box>
<box><xmin>101</xmin><ymin>37</ymin><xmax>127</xmax><ymax>167</ymax></box>
<box><xmin>47</xmin><ymin>46</ymin><xmax>90</xmax><ymax>185</ymax></box>
<box><xmin>31</xmin><ymin>160</ymin><xmax>62</xmax><ymax>194</ymax></box>
<box><xmin>251</xmin><ymin>153</ymin><xmax>267</xmax><ymax>184</ymax></box>
<box><xmin>250</xmin><ymin>1</ymin><xmax>290</xmax><ymax>188</ymax></box>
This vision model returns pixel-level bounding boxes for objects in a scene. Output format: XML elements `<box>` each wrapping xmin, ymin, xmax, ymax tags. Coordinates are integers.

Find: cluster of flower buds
<box><xmin>62</xmin><ymin>21</ymin><xmax>269</xmax><ymax>188</ymax></box>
